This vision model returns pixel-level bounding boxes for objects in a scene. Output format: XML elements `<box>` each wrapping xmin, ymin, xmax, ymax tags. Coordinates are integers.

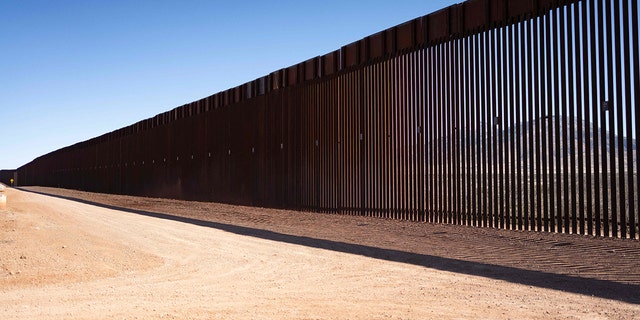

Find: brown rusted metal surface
<box><xmin>15</xmin><ymin>0</ymin><xmax>639</xmax><ymax>239</ymax></box>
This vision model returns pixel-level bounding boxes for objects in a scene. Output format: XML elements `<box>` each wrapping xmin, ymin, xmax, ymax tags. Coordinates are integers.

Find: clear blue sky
<box><xmin>0</xmin><ymin>0</ymin><xmax>458</xmax><ymax>170</ymax></box>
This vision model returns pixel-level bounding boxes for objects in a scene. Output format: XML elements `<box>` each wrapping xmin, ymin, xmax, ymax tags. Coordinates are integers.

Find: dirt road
<box><xmin>1</xmin><ymin>186</ymin><xmax>639</xmax><ymax>319</ymax></box>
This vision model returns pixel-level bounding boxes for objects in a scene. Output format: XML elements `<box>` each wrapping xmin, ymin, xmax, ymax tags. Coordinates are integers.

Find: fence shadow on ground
<box><xmin>20</xmin><ymin>188</ymin><xmax>640</xmax><ymax>305</ymax></box>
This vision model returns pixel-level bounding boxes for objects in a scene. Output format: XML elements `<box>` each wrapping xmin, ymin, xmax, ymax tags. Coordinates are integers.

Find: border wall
<box><xmin>0</xmin><ymin>170</ymin><xmax>16</xmax><ymax>187</ymax></box>
<box><xmin>17</xmin><ymin>0</ymin><xmax>640</xmax><ymax>239</ymax></box>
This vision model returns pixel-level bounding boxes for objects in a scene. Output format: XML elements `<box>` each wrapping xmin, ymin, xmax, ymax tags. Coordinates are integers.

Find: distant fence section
<box><xmin>0</xmin><ymin>170</ymin><xmax>17</xmax><ymax>187</ymax></box>
<box><xmin>18</xmin><ymin>0</ymin><xmax>639</xmax><ymax>239</ymax></box>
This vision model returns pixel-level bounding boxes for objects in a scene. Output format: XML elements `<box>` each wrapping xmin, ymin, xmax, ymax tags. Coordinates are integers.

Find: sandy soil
<box><xmin>0</xmin><ymin>186</ymin><xmax>639</xmax><ymax>319</ymax></box>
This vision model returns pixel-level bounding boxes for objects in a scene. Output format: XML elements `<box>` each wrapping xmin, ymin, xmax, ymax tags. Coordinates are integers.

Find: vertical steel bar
<box><xmin>363</xmin><ymin>64</ymin><xmax>368</xmax><ymax>217</ymax></box>
<box><xmin>401</xmin><ymin>54</ymin><xmax>407</xmax><ymax>219</ymax></box>
<box><xmin>443</xmin><ymin>42</ymin><xmax>449</xmax><ymax>224</ymax></box>
<box><xmin>486</xmin><ymin>29</ymin><xmax>498</xmax><ymax>228</ymax></box>
<box><xmin>392</xmin><ymin>59</ymin><xmax>399</xmax><ymax>219</ymax></box>
<box><xmin>469</xmin><ymin>34</ymin><xmax>475</xmax><ymax>227</ymax></box>
<box><xmin>349</xmin><ymin>71</ymin><xmax>352</xmax><ymax>214</ymax></box>
<box><xmin>464</xmin><ymin>36</ymin><xmax>471</xmax><ymax>226</ymax></box>
<box><xmin>430</xmin><ymin>46</ymin><xmax>441</xmax><ymax>223</ymax></box>
<box><xmin>408</xmin><ymin>52</ymin><xmax>414</xmax><ymax>220</ymax></box>
<box><xmin>354</xmin><ymin>70</ymin><xmax>359</xmax><ymax>216</ymax></box>
<box><xmin>438</xmin><ymin>44</ymin><xmax>443</xmax><ymax>223</ymax></box>
<box><xmin>337</xmin><ymin>75</ymin><xmax>342</xmax><ymax>213</ymax></box>
<box><xmin>397</xmin><ymin>56</ymin><xmax>403</xmax><ymax>219</ymax></box>
<box><xmin>392</xmin><ymin>56</ymin><xmax>402</xmax><ymax>219</ymax></box>
<box><xmin>485</xmin><ymin>28</ymin><xmax>491</xmax><ymax>228</ymax></box>
<box><xmin>418</xmin><ymin>49</ymin><xmax>424</xmax><ymax>222</ymax></box>
<box><xmin>376</xmin><ymin>62</ymin><xmax>382</xmax><ymax>217</ymax></box>
<box><xmin>480</xmin><ymin>32</ymin><xmax>487</xmax><ymax>227</ymax></box>
<box><xmin>367</xmin><ymin>63</ymin><xmax>384</xmax><ymax>217</ymax></box>
<box><xmin>526</xmin><ymin>18</ymin><xmax>534</xmax><ymax>231</ymax></box>
<box><xmin>418</xmin><ymin>48</ymin><xmax>424</xmax><ymax>221</ymax></box>
<box><xmin>413</xmin><ymin>51</ymin><xmax>419</xmax><ymax>221</ymax></box>
<box><xmin>473</xmin><ymin>34</ymin><xmax>480</xmax><ymax>227</ymax></box>
<box><xmin>489</xmin><ymin>26</ymin><xmax>495</xmax><ymax>229</ymax></box>
<box><xmin>576</xmin><ymin>0</ymin><xmax>586</xmax><ymax>235</ymax></box>
<box><xmin>585</xmin><ymin>0</ymin><xmax>596</xmax><ymax>236</ymax></box>
<box><xmin>568</xmin><ymin>2</ymin><xmax>578</xmax><ymax>234</ymax></box>
<box><xmin>598</xmin><ymin>0</ymin><xmax>610</xmax><ymax>237</ymax></box>
<box><xmin>516</xmin><ymin>21</ymin><xmax>524</xmax><ymax>231</ymax></box>
<box><xmin>443</xmin><ymin>42</ymin><xmax>449</xmax><ymax>223</ymax></box>
<box><xmin>491</xmin><ymin>26</ymin><xmax>499</xmax><ymax>229</ymax></box>
<box><xmin>507</xmin><ymin>22</ymin><xmax>515</xmax><ymax>229</ymax></box>
<box><xmin>358</xmin><ymin>65</ymin><xmax>364</xmax><ymax>216</ymax></box>
<box><xmin>543</xmin><ymin>9</ymin><xmax>552</xmax><ymax>233</ymax></box>
<box><xmin>391</xmin><ymin>57</ymin><xmax>402</xmax><ymax>219</ymax></box>
<box><xmin>349</xmin><ymin>71</ymin><xmax>355</xmax><ymax>215</ymax></box>
<box><xmin>428</xmin><ymin>46</ymin><xmax>436</xmax><ymax>223</ymax></box>
<box><xmin>304</xmin><ymin>82</ymin><xmax>310</xmax><ymax>212</ymax></box>
<box><xmin>389</xmin><ymin>58</ymin><xmax>395</xmax><ymax>219</ymax></box>
<box><xmin>463</xmin><ymin>33</ymin><xmax>469</xmax><ymax>225</ymax></box>
<box><xmin>447</xmin><ymin>40</ymin><xmax>454</xmax><ymax>224</ymax></box>
<box><xmin>459</xmin><ymin>35</ymin><xmax>464</xmax><ymax>225</ymax></box>
<box><xmin>337</xmin><ymin>75</ymin><xmax>343</xmax><ymax>213</ymax></box>
<box><xmin>321</xmin><ymin>78</ymin><xmax>326</xmax><ymax>212</ymax></box>
<box><xmin>607</xmin><ymin>0</ymin><xmax>618</xmax><ymax>237</ymax></box>
<box><xmin>412</xmin><ymin>52</ymin><xmax>418</xmax><ymax>220</ymax></box>
<box><xmin>452</xmin><ymin>39</ymin><xmax>463</xmax><ymax>224</ymax></box>
<box><xmin>533</xmin><ymin>14</ymin><xmax>543</xmax><ymax>231</ymax></box>
<box><xmin>615</xmin><ymin>0</ymin><xmax>627</xmax><ymax>238</ymax></box>
<box><xmin>478</xmin><ymin>30</ymin><xmax>485</xmax><ymax>227</ymax></box>
<box><xmin>279</xmin><ymin>87</ymin><xmax>292</xmax><ymax>212</ymax></box>
<box><xmin>560</xmin><ymin>3</ymin><xmax>570</xmax><ymax>234</ymax></box>
<box><xmin>370</xmin><ymin>64</ymin><xmax>378</xmax><ymax>217</ymax></box>
<box><xmin>632</xmin><ymin>0</ymin><xmax>640</xmax><ymax>239</ymax></box>
<box><xmin>346</xmin><ymin>72</ymin><xmax>351</xmax><ymax>214</ymax></box>
<box><xmin>383</xmin><ymin>59</ymin><xmax>388</xmax><ymax>218</ymax></box>
<box><xmin>339</xmin><ymin>75</ymin><xmax>344</xmax><ymax>213</ymax></box>
<box><xmin>302</xmin><ymin>84</ymin><xmax>308</xmax><ymax>209</ymax></box>
<box><xmin>380</xmin><ymin>61</ymin><xmax>387</xmax><ymax>218</ymax></box>
<box><xmin>380</xmin><ymin>62</ymin><xmax>386</xmax><ymax>218</ymax></box>
<box><xmin>419</xmin><ymin>48</ymin><xmax>426</xmax><ymax>222</ymax></box>
<box><xmin>501</xmin><ymin>23</ymin><xmax>509</xmax><ymax>230</ymax></box>
<box><xmin>403</xmin><ymin>53</ymin><xmax>410</xmax><ymax>220</ymax></box>
<box><xmin>330</xmin><ymin>75</ymin><xmax>336</xmax><ymax>213</ymax></box>
<box><xmin>334</xmin><ymin>75</ymin><xmax>340</xmax><ymax>213</ymax></box>
<box><xmin>356</xmin><ymin>69</ymin><xmax>362</xmax><ymax>216</ymax></box>
<box><xmin>509</xmin><ymin>22</ymin><xmax>517</xmax><ymax>230</ymax></box>
<box><xmin>423</xmin><ymin>51</ymin><xmax>429</xmax><ymax>221</ymax></box>
<box><xmin>339</xmin><ymin>74</ymin><xmax>345</xmax><ymax>213</ymax></box>
<box><xmin>553</xmin><ymin>5</ymin><xmax>562</xmax><ymax>233</ymax></box>
<box><xmin>406</xmin><ymin>53</ymin><xmax>413</xmax><ymax>220</ymax></box>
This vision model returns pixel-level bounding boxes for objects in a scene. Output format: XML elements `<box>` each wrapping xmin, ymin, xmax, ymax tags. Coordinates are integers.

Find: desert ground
<box><xmin>0</xmin><ymin>185</ymin><xmax>639</xmax><ymax>319</ymax></box>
